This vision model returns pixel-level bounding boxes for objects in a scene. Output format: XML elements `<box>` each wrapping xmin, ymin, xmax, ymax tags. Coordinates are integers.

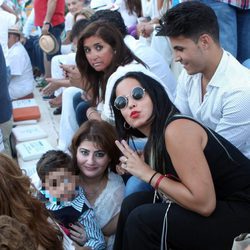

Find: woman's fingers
<box><xmin>115</xmin><ymin>140</ymin><xmax>135</xmax><ymax>157</ymax></box>
<box><xmin>69</xmin><ymin>223</ymin><xmax>87</xmax><ymax>246</ymax></box>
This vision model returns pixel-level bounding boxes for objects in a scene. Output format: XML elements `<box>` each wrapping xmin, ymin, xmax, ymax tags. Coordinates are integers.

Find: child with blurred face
<box><xmin>37</xmin><ymin>150</ymin><xmax>106</xmax><ymax>249</ymax></box>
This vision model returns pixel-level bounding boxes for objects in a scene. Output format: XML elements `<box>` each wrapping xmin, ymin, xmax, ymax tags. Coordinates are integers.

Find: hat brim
<box><xmin>39</xmin><ymin>33</ymin><xmax>60</xmax><ymax>55</ymax></box>
<box><xmin>8</xmin><ymin>29</ymin><xmax>22</xmax><ymax>36</ymax></box>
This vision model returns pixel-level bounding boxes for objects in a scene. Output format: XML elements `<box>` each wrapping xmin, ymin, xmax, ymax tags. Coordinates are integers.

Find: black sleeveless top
<box><xmin>163</xmin><ymin>115</ymin><xmax>250</xmax><ymax>201</ymax></box>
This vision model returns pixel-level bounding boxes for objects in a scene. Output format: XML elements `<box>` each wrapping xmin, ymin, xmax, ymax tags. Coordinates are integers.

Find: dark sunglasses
<box><xmin>114</xmin><ymin>86</ymin><xmax>145</xmax><ymax>110</ymax></box>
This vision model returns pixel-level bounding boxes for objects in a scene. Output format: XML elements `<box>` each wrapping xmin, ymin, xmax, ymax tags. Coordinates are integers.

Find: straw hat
<box><xmin>39</xmin><ymin>33</ymin><xmax>59</xmax><ymax>55</ymax></box>
<box><xmin>8</xmin><ymin>23</ymin><xmax>23</xmax><ymax>37</ymax></box>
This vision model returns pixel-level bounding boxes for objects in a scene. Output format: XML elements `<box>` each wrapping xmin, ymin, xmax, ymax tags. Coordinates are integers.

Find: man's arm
<box><xmin>42</xmin><ymin>0</ymin><xmax>57</xmax><ymax>34</ymax></box>
<box><xmin>1</xmin><ymin>2</ymin><xmax>18</xmax><ymax>21</ymax></box>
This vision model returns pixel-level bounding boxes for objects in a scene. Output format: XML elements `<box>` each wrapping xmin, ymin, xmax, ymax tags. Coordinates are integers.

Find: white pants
<box><xmin>58</xmin><ymin>86</ymin><xmax>82</xmax><ymax>151</ymax></box>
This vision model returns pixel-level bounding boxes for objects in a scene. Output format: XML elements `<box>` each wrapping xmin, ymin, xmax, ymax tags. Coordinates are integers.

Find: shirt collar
<box><xmin>208</xmin><ymin>49</ymin><xmax>230</xmax><ymax>88</ymax></box>
<box><xmin>40</xmin><ymin>187</ymin><xmax>88</xmax><ymax>212</ymax></box>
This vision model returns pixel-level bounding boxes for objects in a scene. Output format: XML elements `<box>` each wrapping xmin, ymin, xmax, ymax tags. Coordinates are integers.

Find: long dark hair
<box><xmin>76</xmin><ymin>21</ymin><xmax>145</xmax><ymax>105</ymax></box>
<box><xmin>125</xmin><ymin>0</ymin><xmax>142</xmax><ymax>17</ymax></box>
<box><xmin>110</xmin><ymin>72</ymin><xmax>179</xmax><ymax>174</ymax></box>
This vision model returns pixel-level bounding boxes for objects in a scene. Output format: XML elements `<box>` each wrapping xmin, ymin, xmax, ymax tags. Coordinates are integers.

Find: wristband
<box><xmin>43</xmin><ymin>21</ymin><xmax>51</xmax><ymax>25</ymax></box>
<box><xmin>154</xmin><ymin>175</ymin><xmax>165</xmax><ymax>190</ymax></box>
<box><xmin>148</xmin><ymin>172</ymin><xmax>158</xmax><ymax>185</ymax></box>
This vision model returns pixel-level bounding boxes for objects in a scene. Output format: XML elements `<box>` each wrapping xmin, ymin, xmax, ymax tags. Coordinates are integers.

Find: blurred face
<box><xmin>114</xmin><ymin>78</ymin><xmax>153</xmax><ymax>135</ymax></box>
<box><xmin>77</xmin><ymin>140</ymin><xmax>111</xmax><ymax>179</ymax></box>
<box><xmin>8</xmin><ymin>33</ymin><xmax>19</xmax><ymax>48</ymax></box>
<box><xmin>170</xmin><ymin>35</ymin><xmax>206</xmax><ymax>75</ymax></box>
<box><xmin>66</xmin><ymin>0</ymin><xmax>83</xmax><ymax>14</ymax></box>
<box><xmin>44</xmin><ymin>168</ymin><xmax>77</xmax><ymax>202</ymax></box>
<box><xmin>83</xmin><ymin>35</ymin><xmax>114</xmax><ymax>72</ymax></box>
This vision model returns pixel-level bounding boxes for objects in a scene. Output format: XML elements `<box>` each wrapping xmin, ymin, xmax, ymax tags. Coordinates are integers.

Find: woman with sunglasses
<box><xmin>110</xmin><ymin>71</ymin><xmax>250</xmax><ymax>250</ymax></box>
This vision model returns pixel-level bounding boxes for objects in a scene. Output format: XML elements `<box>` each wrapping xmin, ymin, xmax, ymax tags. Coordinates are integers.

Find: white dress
<box><xmin>92</xmin><ymin>171</ymin><xmax>125</xmax><ymax>250</ymax></box>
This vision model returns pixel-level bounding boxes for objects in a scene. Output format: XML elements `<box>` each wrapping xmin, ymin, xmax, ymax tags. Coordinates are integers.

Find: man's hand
<box><xmin>42</xmin><ymin>23</ymin><xmax>50</xmax><ymax>35</ymax></box>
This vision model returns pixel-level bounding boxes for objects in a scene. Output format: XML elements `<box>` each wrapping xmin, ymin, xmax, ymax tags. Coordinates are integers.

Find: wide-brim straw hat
<box><xmin>39</xmin><ymin>33</ymin><xmax>59</xmax><ymax>55</ymax></box>
<box><xmin>8</xmin><ymin>24</ymin><xmax>23</xmax><ymax>37</ymax></box>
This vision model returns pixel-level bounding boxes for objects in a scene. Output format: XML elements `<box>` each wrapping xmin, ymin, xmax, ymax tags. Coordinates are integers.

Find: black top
<box><xmin>164</xmin><ymin>115</ymin><xmax>250</xmax><ymax>201</ymax></box>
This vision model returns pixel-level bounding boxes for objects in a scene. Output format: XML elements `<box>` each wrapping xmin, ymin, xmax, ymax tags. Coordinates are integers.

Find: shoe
<box><xmin>53</xmin><ymin>107</ymin><xmax>62</xmax><ymax>115</ymax></box>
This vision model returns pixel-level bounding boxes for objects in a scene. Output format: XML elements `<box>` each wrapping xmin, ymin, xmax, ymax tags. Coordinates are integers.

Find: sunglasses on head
<box><xmin>114</xmin><ymin>86</ymin><xmax>145</xmax><ymax>110</ymax></box>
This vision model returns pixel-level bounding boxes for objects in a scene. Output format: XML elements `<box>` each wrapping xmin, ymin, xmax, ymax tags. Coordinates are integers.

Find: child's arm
<box><xmin>70</xmin><ymin>210</ymin><xmax>106</xmax><ymax>250</ymax></box>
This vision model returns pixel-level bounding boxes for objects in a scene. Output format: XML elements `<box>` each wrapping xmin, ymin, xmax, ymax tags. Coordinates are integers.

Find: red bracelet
<box><xmin>154</xmin><ymin>175</ymin><xmax>165</xmax><ymax>190</ymax></box>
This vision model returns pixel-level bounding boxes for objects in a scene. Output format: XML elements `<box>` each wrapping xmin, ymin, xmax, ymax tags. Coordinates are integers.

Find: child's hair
<box><xmin>37</xmin><ymin>150</ymin><xmax>76</xmax><ymax>184</ymax></box>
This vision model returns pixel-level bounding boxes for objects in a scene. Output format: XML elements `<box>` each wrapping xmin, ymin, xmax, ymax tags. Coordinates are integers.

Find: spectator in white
<box><xmin>159</xmin><ymin>2</ymin><xmax>250</xmax><ymax>159</ymax></box>
<box><xmin>6</xmin><ymin>26</ymin><xmax>34</xmax><ymax>100</ymax></box>
<box><xmin>0</xmin><ymin>0</ymin><xmax>17</xmax><ymax>58</ymax></box>
<box><xmin>61</xmin><ymin>0</ymin><xmax>85</xmax><ymax>54</ymax></box>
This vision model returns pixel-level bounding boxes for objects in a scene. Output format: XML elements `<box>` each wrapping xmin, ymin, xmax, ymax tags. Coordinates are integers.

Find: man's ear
<box><xmin>198</xmin><ymin>34</ymin><xmax>211</xmax><ymax>50</ymax></box>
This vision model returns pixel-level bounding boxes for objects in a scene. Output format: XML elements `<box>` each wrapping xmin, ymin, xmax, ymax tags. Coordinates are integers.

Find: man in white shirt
<box><xmin>6</xmin><ymin>27</ymin><xmax>34</xmax><ymax>100</ymax></box>
<box><xmin>157</xmin><ymin>2</ymin><xmax>250</xmax><ymax>159</ymax></box>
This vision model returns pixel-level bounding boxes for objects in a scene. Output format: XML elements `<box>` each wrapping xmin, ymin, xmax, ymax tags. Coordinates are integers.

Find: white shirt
<box><xmin>93</xmin><ymin>172</ymin><xmax>125</xmax><ymax>250</ymax></box>
<box><xmin>0</xmin><ymin>9</ymin><xmax>16</xmax><ymax>57</ymax></box>
<box><xmin>124</xmin><ymin>35</ymin><xmax>177</xmax><ymax>101</ymax></box>
<box><xmin>65</xmin><ymin>12</ymin><xmax>74</xmax><ymax>32</ymax></box>
<box><xmin>175</xmin><ymin>50</ymin><xmax>250</xmax><ymax>159</ymax></box>
<box><xmin>116</xmin><ymin>0</ymin><xmax>138</xmax><ymax>27</ymax></box>
<box><xmin>22</xmin><ymin>9</ymin><xmax>41</xmax><ymax>38</ymax></box>
<box><xmin>6</xmin><ymin>42</ymin><xmax>34</xmax><ymax>99</ymax></box>
<box><xmin>141</xmin><ymin>0</ymin><xmax>160</xmax><ymax>19</ymax></box>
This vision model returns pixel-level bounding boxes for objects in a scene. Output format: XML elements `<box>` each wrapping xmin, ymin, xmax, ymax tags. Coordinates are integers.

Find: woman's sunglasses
<box><xmin>114</xmin><ymin>86</ymin><xmax>145</xmax><ymax>110</ymax></box>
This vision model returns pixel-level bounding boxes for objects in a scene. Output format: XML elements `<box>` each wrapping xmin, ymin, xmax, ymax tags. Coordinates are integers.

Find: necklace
<box><xmin>82</xmin><ymin>177</ymin><xmax>107</xmax><ymax>198</ymax></box>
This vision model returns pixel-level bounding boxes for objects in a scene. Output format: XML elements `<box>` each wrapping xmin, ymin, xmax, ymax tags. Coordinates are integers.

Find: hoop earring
<box><xmin>124</xmin><ymin>121</ymin><xmax>131</xmax><ymax>130</ymax></box>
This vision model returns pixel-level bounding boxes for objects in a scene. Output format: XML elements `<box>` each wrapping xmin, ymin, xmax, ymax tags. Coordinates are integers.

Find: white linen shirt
<box><xmin>6</xmin><ymin>42</ymin><xmax>34</xmax><ymax>99</ymax></box>
<box><xmin>175</xmin><ymin>50</ymin><xmax>250</xmax><ymax>159</ymax></box>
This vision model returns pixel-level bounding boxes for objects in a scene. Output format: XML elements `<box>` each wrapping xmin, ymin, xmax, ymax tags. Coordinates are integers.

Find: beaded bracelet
<box><xmin>148</xmin><ymin>172</ymin><xmax>158</xmax><ymax>185</ymax></box>
<box><xmin>154</xmin><ymin>175</ymin><xmax>165</xmax><ymax>190</ymax></box>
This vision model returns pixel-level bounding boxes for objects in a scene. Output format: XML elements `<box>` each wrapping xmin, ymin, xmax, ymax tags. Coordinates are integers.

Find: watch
<box><xmin>43</xmin><ymin>21</ymin><xmax>51</xmax><ymax>25</ymax></box>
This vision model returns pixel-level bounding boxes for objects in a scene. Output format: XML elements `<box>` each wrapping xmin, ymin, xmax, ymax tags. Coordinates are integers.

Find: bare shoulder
<box><xmin>165</xmin><ymin>118</ymin><xmax>207</xmax><ymax>148</ymax></box>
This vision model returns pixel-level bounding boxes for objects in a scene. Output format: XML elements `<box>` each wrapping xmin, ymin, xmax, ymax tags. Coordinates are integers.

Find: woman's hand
<box><xmin>60</xmin><ymin>64</ymin><xmax>83</xmax><ymax>87</ymax></box>
<box><xmin>42</xmin><ymin>78</ymin><xmax>59</xmax><ymax>96</ymax></box>
<box><xmin>86</xmin><ymin>107</ymin><xmax>101</xmax><ymax>121</ymax></box>
<box><xmin>69</xmin><ymin>222</ymin><xmax>87</xmax><ymax>246</ymax></box>
<box><xmin>115</xmin><ymin>140</ymin><xmax>153</xmax><ymax>182</ymax></box>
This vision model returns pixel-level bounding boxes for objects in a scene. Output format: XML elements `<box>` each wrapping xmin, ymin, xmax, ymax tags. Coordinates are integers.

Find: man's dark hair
<box><xmin>70</xmin><ymin>19</ymin><xmax>89</xmax><ymax>42</ymax></box>
<box><xmin>90</xmin><ymin>10</ymin><xmax>128</xmax><ymax>37</ymax></box>
<box><xmin>161</xmin><ymin>1</ymin><xmax>219</xmax><ymax>43</ymax></box>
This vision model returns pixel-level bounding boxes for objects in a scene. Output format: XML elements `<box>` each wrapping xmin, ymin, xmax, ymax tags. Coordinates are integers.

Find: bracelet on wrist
<box><xmin>43</xmin><ymin>21</ymin><xmax>51</xmax><ymax>26</ymax></box>
<box><xmin>148</xmin><ymin>172</ymin><xmax>158</xmax><ymax>185</ymax></box>
<box><xmin>154</xmin><ymin>175</ymin><xmax>165</xmax><ymax>190</ymax></box>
